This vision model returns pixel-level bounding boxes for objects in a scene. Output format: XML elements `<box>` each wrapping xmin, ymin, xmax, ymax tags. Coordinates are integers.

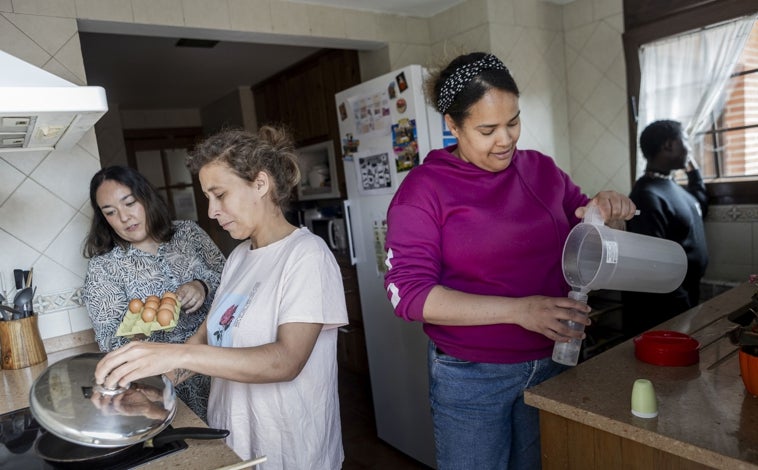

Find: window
<box><xmin>623</xmin><ymin>0</ymin><xmax>758</xmax><ymax>203</ymax></box>
<box><xmin>700</xmin><ymin>22</ymin><xmax>758</xmax><ymax>180</ymax></box>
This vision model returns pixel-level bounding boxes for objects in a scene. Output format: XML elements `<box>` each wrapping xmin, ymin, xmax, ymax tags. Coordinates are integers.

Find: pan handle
<box><xmin>149</xmin><ymin>427</ymin><xmax>230</xmax><ymax>448</ymax></box>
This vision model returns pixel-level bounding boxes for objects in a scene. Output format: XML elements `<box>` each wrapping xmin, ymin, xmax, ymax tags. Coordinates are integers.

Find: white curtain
<box><xmin>635</xmin><ymin>14</ymin><xmax>757</xmax><ymax>178</ymax></box>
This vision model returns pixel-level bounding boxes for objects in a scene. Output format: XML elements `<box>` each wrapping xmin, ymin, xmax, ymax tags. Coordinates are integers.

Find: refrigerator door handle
<box><xmin>343</xmin><ymin>199</ymin><xmax>358</xmax><ymax>265</ymax></box>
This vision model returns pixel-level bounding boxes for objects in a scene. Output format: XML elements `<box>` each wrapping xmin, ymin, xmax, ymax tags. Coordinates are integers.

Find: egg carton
<box><xmin>115</xmin><ymin>303</ymin><xmax>181</xmax><ymax>338</ymax></box>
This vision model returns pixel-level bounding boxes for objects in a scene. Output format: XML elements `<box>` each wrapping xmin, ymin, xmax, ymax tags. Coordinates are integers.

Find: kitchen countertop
<box><xmin>0</xmin><ymin>341</ymin><xmax>244</xmax><ymax>469</ymax></box>
<box><xmin>524</xmin><ymin>282</ymin><xmax>758</xmax><ymax>469</ymax></box>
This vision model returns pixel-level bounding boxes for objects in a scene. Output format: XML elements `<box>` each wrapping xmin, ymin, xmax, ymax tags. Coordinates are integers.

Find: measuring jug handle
<box><xmin>582</xmin><ymin>204</ymin><xmax>604</xmax><ymax>226</ymax></box>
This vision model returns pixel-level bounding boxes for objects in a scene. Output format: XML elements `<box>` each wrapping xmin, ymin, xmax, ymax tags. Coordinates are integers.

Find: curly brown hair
<box><xmin>186</xmin><ymin>126</ymin><xmax>301</xmax><ymax>210</ymax></box>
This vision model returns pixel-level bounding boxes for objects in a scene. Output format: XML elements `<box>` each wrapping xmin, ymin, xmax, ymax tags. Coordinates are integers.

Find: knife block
<box><xmin>0</xmin><ymin>315</ymin><xmax>47</xmax><ymax>369</ymax></box>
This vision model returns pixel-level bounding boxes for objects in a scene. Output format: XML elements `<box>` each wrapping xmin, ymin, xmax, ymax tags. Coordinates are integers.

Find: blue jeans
<box><xmin>428</xmin><ymin>341</ymin><xmax>567</xmax><ymax>470</ymax></box>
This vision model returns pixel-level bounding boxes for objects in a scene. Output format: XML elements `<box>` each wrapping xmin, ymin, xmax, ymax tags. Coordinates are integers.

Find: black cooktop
<box><xmin>0</xmin><ymin>407</ymin><xmax>187</xmax><ymax>469</ymax></box>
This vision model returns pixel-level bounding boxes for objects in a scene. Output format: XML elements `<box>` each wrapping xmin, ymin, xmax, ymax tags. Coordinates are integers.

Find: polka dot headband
<box><xmin>437</xmin><ymin>54</ymin><xmax>508</xmax><ymax>114</ymax></box>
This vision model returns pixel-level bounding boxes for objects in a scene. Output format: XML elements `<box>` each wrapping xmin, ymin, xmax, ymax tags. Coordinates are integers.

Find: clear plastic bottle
<box><xmin>552</xmin><ymin>289</ymin><xmax>589</xmax><ymax>366</ymax></box>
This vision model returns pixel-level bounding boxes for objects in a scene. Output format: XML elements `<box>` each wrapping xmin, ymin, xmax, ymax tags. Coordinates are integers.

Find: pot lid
<box><xmin>29</xmin><ymin>352</ymin><xmax>176</xmax><ymax>447</ymax></box>
<box><xmin>634</xmin><ymin>330</ymin><xmax>700</xmax><ymax>366</ymax></box>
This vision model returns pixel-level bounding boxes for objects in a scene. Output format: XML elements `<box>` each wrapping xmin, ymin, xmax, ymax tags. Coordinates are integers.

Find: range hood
<box><xmin>0</xmin><ymin>49</ymin><xmax>108</xmax><ymax>153</ymax></box>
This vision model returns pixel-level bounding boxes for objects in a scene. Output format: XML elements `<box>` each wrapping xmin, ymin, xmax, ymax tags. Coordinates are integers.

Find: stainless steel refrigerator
<box><xmin>335</xmin><ymin>65</ymin><xmax>450</xmax><ymax>467</ymax></box>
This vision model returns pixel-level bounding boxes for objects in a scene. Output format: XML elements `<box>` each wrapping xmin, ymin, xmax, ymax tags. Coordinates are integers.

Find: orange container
<box><xmin>739</xmin><ymin>348</ymin><xmax>758</xmax><ymax>396</ymax></box>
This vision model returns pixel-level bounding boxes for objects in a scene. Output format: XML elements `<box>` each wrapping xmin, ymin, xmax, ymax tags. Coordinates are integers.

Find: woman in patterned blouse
<box><xmin>82</xmin><ymin>165</ymin><xmax>225</xmax><ymax>421</ymax></box>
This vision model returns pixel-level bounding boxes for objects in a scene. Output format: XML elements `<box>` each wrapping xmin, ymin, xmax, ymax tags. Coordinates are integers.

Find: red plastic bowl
<box><xmin>633</xmin><ymin>330</ymin><xmax>700</xmax><ymax>366</ymax></box>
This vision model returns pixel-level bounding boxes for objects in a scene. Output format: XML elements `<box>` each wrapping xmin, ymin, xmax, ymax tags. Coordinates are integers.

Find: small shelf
<box><xmin>296</xmin><ymin>140</ymin><xmax>340</xmax><ymax>201</ymax></box>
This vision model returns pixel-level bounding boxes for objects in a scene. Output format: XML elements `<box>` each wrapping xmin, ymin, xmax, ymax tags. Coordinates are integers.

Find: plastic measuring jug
<box><xmin>552</xmin><ymin>206</ymin><xmax>687</xmax><ymax>366</ymax></box>
<box><xmin>561</xmin><ymin>205</ymin><xmax>687</xmax><ymax>293</ymax></box>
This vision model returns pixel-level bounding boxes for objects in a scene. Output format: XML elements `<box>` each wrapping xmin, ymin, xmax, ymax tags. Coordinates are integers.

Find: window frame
<box><xmin>623</xmin><ymin>0</ymin><xmax>758</xmax><ymax>205</ymax></box>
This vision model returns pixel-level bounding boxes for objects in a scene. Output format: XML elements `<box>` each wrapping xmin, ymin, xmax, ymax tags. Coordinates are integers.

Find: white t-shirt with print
<box><xmin>206</xmin><ymin>228</ymin><xmax>348</xmax><ymax>469</ymax></box>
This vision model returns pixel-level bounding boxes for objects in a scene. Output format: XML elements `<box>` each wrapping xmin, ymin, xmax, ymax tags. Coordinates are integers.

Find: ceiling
<box><xmin>79</xmin><ymin>0</ymin><xmax>465</xmax><ymax>111</ymax></box>
<box><xmin>79</xmin><ymin>0</ymin><xmax>573</xmax><ymax>111</ymax></box>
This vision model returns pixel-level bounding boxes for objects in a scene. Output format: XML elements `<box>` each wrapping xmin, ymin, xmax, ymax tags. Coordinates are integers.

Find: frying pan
<box><xmin>35</xmin><ymin>426</ymin><xmax>229</xmax><ymax>468</ymax></box>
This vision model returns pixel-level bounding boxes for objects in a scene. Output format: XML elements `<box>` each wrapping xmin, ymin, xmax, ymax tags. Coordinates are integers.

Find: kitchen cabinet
<box><xmin>252</xmin><ymin>48</ymin><xmax>361</xmax><ymax>201</ymax></box>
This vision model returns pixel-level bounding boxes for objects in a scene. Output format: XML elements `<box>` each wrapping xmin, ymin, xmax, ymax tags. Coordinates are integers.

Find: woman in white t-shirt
<box><xmin>95</xmin><ymin>126</ymin><xmax>348</xmax><ymax>469</ymax></box>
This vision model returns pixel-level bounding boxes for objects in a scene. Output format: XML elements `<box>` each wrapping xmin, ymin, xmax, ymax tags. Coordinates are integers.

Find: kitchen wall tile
<box><xmin>588</xmin><ymin>131</ymin><xmax>626</xmax><ymax>180</ymax></box>
<box><xmin>564</xmin><ymin>22</ymin><xmax>593</xmax><ymax>52</ymax></box>
<box><xmin>31</xmin><ymin>254</ymin><xmax>86</xmax><ymax>295</ymax></box>
<box><xmin>566</xmin><ymin>54</ymin><xmax>602</xmax><ymax>108</ymax></box>
<box><xmin>269</xmin><ymin>0</ymin><xmax>309</xmax><ymax>35</ymax></box>
<box><xmin>604</xmin><ymin>11</ymin><xmax>624</xmax><ymax>33</ymax></box>
<box><xmin>486</xmin><ymin>0</ymin><xmax>515</xmax><ymax>26</ymax></box>
<box><xmin>0</xmin><ymin>0</ymin><xmax>11</xmax><ymax>12</ymax></box>
<box><xmin>584</xmin><ymin>78</ymin><xmax>624</xmax><ymax>127</ymax></box>
<box><xmin>0</xmin><ymin>149</ymin><xmax>47</xmax><ymax>175</ymax></box>
<box><xmin>488</xmin><ymin>24</ymin><xmax>522</xmax><ymax>64</ymax></box>
<box><xmin>563</xmin><ymin>0</ymin><xmax>593</xmax><ymax>30</ymax></box>
<box><xmin>429</xmin><ymin>6</ymin><xmax>459</xmax><ymax>44</ymax></box>
<box><xmin>0</xmin><ymin>179</ymin><xmax>76</xmax><ymax>252</ymax></box>
<box><xmin>69</xmin><ymin>306</ymin><xmax>93</xmax><ymax>333</ymax></box>
<box><xmin>571</xmin><ymin>157</ymin><xmax>607</xmax><ymax>195</ymax></box>
<box><xmin>374</xmin><ymin>14</ymin><xmax>408</xmax><ymax>45</ymax></box>
<box><xmin>706</xmin><ymin>222</ymin><xmax>752</xmax><ymax>266</ymax></box>
<box><xmin>0</xmin><ymin>230</ymin><xmax>38</xmax><ymax>292</ymax></box>
<box><xmin>33</xmin><ymin>146</ymin><xmax>99</xmax><ymax>209</ymax></box>
<box><xmin>10</xmin><ymin>0</ymin><xmax>76</xmax><ymax>17</ymax></box>
<box><xmin>44</xmin><ymin>212</ymin><xmax>91</xmax><ymax>279</ymax></box>
<box><xmin>406</xmin><ymin>17</ymin><xmax>430</xmax><ymax>45</ymax></box>
<box><xmin>582</xmin><ymin>21</ymin><xmax>622</xmax><ymax>74</ymax></box>
<box><xmin>593</xmin><ymin>0</ymin><xmax>621</xmax><ymax>20</ymax></box>
<box><xmin>307</xmin><ymin>5</ymin><xmax>346</xmax><ymax>38</ymax></box>
<box><xmin>53</xmin><ymin>33</ymin><xmax>88</xmax><ymax>84</ymax></box>
<box><xmin>609</xmin><ymin>108</ymin><xmax>630</xmax><ymax>161</ymax></box>
<box><xmin>41</xmin><ymin>57</ymin><xmax>82</xmax><ymax>85</ymax></box>
<box><xmin>77</xmin><ymin>128</ymin><xmax>100</xmax><ymax>158</ymax></box>
<box><xmin>132</xmin><ymin>0</ymin><xmax>184</xmax><ymax>27</ymax></box>
<box><xmin>0</xmin><ymin>14</ymin><xmax>51</xmax><ymax>67</ymax></box>
<box><xmin>569</xmin><ymin>107</ymin><xmax>603</xmax><ymax>158</ymax></box>
<box><xmin>458</xmin><ymin>0</ymin><xmax>488</xmax><ymax>33</ymax></box>
<box><xmin>704</xmin><ymin>262</ymin><xmax>754</xmax><ymax>284</ymax></box>
<box><xmin>388</xmin><ymin>43</ymin><xmax>434</xmax><ymax>71</ymax></box>
<box><xmin>181</xmin><ymin>0</ymin><xmax>230</xmax><ymax>29</ymax></box>
<box><xmin>0</xmin><ymin>159</ymin><xmax>24</xmax><ymax>206</ymax></box>
<box><xmin>343</xmin><ymin>10</ymin><xmax>378</xmax><ymax>42</ymax></box>
<box><xmin>3</xmin><ymin>13</ymin><xmax>77</xmax><ymax>56</ymax></box>
<box><xmin>74</xmin><ymin>0</ymin><xmax>133</xmax><ymax>22</ymax></box>
<box><xmin>37</xmin><ymin>310</ymin><xmax>72</xmax><ymax>339</ymax></box>
<box><xmin>513</xmin><ymin>0</ymin><xmax>561</xmax><ymax>31</ymax></box>
<box><xmin>229</xmin><ymin>0</ymin><xmax>272</xmax><ymax>33</ymax></box>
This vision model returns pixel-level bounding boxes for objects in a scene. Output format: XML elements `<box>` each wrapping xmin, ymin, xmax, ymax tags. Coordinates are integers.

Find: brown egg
<box><xmin>144</xmin><ymin>299</ymin><xmax>160</xmax><ymax>311</ymax></box>
<box><xmin>156</xmin><ymin>308</ymin><xmax>173</xmax><ymax>326</ymax></box>
<box><xmin>141</xmin><ymin>306</ymin><xmax>157</xmax><ymax>322</ymax></box>
<box><xmin>162</xmin><ymin>291</ymin><xmax>178</xmax><ymax>301</ymax></box>
<box><xmin>146</xmin><ymin>295</ymin><xmax>160</xmax><ymax>304</ymax></box>
<box><xmin>160</xmin><ymin>297</ymin><xmax>177</xmax><ymax>308</ymax></box>
<box><xmin>128</xmin><ymin>298</ymin><xmax>144</xmax><ymax>314</ymax></box>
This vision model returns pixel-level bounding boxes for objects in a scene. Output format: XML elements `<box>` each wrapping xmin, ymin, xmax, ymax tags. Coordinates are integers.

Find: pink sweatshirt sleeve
<box><xmin>384</xmin><ymin>195</ymin><xmax>441</xmax><ymax>323</ymax></box>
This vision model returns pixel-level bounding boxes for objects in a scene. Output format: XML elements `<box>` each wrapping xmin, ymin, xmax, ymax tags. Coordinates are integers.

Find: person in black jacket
<box><xmin>622</xmin><ymin>119</ymin><xmax>709</xmax><ymax>337</ymax></box>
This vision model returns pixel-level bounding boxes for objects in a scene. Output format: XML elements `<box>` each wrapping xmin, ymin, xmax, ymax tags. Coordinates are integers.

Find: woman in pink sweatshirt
<box><xmin>384</xmin><ymin>52</ymin><xmax>637</xmax><ymax>470</ymax></box>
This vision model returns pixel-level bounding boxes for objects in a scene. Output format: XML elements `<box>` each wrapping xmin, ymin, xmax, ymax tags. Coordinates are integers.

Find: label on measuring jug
<box><xmin>604</xmin><ymin>241</ymin><xmax>619</xmax><ymax>264</ymax></box>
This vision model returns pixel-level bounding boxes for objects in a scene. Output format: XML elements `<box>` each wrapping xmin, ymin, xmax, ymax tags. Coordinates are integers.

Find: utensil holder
<box><xmin>0</xmin><ymin>315</ymin><xmax>47</xmax><ymax>369</ymax></box>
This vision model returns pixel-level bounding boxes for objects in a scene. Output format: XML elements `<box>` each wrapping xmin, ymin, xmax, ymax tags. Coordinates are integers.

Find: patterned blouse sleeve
<box><xmin>185</xmin><ymin>221</ymin><xmax>225</xmax><ymax>299</ymax></box>
<box><xmin>82</xmin><ymin>255</ymin><xmax>130</xmax><ymax>351</ymax></box>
